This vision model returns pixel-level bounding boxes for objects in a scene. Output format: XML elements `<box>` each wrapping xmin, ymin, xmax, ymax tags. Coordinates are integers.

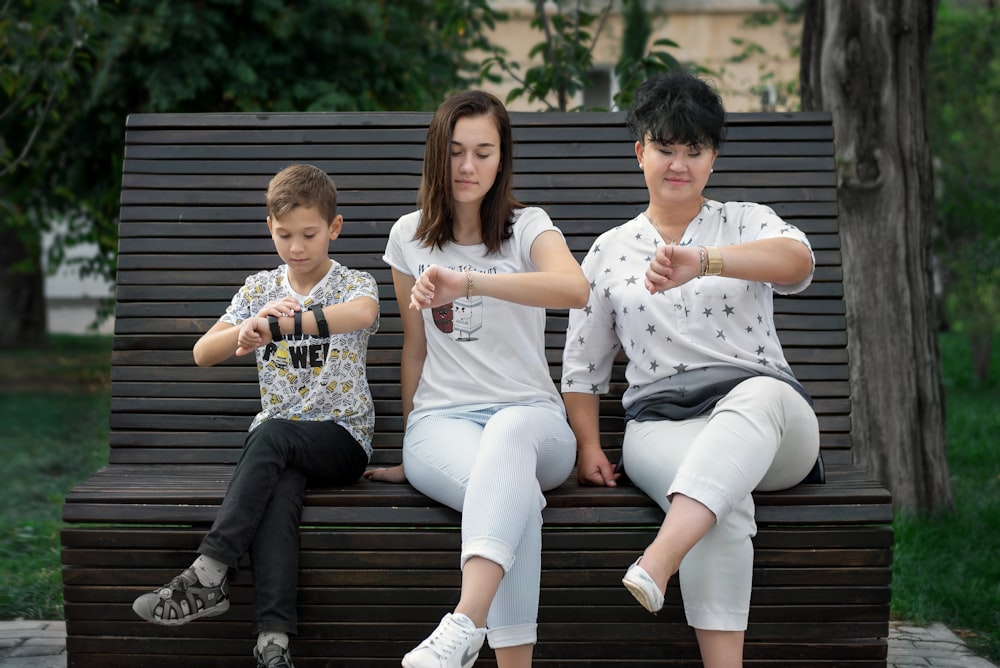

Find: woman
<box><xmin>561</xmin><ymin>70</ymin><xmax>821</xmax><ymax>668</ymax></box>
<box><xmin>365</xmin><ymin>90</ymin><xmax>590</xmax><ymax>668</ymax></box>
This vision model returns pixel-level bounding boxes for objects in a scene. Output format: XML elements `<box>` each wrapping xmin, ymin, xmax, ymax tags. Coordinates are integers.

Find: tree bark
<box><xmin>0</xmin><ymin>227</ymin><xmax>47</xmax><ymax>348</ymax></box>
<box><xmin>800</xmin><ymin>0</ymin><xmax>952</xmax><ymax>514</ymax></box>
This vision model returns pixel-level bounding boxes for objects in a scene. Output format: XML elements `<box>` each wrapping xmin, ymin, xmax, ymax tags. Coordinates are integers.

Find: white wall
<box><xmin>43</xmin><ymin>233</ymin><xmax>114</xmax><ymax>335</ymax></box>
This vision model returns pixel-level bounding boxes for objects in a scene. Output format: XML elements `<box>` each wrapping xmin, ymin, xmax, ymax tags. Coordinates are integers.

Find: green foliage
<box><xmin>615</xmin><ymin>0</ymin><xmax>681</xmax><ymax>110</ymax></box>
<box><xmin>0</xmin><ymin>334</ymin><xmax>111</xmax><ymax>619</ymax></box>
<box><xmin>927</xmin><ymin>0</ymin><xmax>1000</xmax><ymax>381</ymax></box>
<box><xmin>481</xmin><ymin>0</ymin><xmax>615</xmax><ymax>111</ymax></box>
<box><xmin>0</xmin><ymin>0</ymin><xmax>104</xmax><ymax>268</ymax></box>
<box><xmin>1</xmin><ymin>0</ymin><xmax>494</xmax><ymax>287</ymax></box>
<box><xmin>725</xmin><ymin>0</ymin><xmax>803</xmax><ymax>111</ymax></box>
<box><xmin>478</xmin><ymin>0</ymin><xmax>682</xmax><ymax>112</ymax></box>
<box><xmin>892</xmin><ymin>333</ymin><xmax>1000</xmax><ymax>662</ymax></box>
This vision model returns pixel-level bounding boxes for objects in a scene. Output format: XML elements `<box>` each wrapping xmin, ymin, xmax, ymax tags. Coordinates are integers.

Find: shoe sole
<box><xmin>132</xmin><ymin>597</ymin><xmax>230</xmax><ymax>626</ymax></box>
<box><xmin>622</xmin><ymin>577</ymin><xmax>661</xmax><ymax>614</ymax></box>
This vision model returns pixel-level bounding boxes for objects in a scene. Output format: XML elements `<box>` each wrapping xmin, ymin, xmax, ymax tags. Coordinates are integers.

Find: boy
<box><xmin>132</xmin><ymin>164</ymin><xmax>379</xmax><ymax>668</ymax></box>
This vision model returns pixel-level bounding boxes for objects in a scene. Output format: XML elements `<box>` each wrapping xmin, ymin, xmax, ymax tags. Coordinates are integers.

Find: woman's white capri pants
<box><xmin>622</xmin><ymin>376</ymin><xmax>819</xmax><ymax>631</ymax></box>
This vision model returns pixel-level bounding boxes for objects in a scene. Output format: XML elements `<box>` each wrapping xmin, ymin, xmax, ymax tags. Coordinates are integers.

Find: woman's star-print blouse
<box><xmin>561</xmin><ymin>200</ymin><xmax>814</xmax><ymax>415</ymax></box>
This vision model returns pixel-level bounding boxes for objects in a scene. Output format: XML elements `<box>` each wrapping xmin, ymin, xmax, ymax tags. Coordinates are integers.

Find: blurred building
<box><xmin>43</xmin><ymin>229</ymin><xmax>114</xmax><ymax>335</ymax></box>
<box><xmin>480</xmin><ymin>0</ymin><xmax>802</xmax><ymax>112</ymax></box>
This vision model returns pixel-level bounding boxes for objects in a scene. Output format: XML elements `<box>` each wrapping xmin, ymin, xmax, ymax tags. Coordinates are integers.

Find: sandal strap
<box><xmin>154</xmin><ymin>569</ymin><xmax>228</xmax><ymax>621</ymax></box>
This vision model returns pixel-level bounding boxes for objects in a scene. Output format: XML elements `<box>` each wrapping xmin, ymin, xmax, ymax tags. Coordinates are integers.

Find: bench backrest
<box><xmin>112</xmin><ymin>111</ymin><xmax>846</xmax><ymax>468</ymax></box>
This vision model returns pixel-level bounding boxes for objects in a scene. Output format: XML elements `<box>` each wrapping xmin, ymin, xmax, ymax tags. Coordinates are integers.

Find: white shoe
<box><xmin>622</xmin><ymin>558</ymin><xmax>664</xmax><ymax>613</ymax></box>
<box><xmin>402</xmin><ymin>612</ymin><xmax>486</xmax><ymax>668</ymax></box>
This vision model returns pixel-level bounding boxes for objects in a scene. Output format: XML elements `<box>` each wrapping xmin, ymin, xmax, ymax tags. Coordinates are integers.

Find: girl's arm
<box><xmin>409</xmin><ymin>230</ymin><xmax>590</xmax><ymax>311</ymax></box>
<box><xmin>363</xmin><ymin>268</ymin><xmax>424</xmax><ymax>484</ymax></box>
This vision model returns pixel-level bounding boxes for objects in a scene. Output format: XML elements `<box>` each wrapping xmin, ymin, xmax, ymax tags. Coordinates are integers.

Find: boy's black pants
<box><xmin>198</xmin><ymin>418</ymin><xmax>368</xmax><ymax>635</ymax></box>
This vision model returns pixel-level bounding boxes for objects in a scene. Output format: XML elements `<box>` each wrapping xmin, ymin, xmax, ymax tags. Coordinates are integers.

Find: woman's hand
<box><xmin>363</xmin><ymin>464</ymin><xmax>407</xmax><ymax>484</ymax></box>
<box><xmin>409</xmin><ymin>264</ymin><xmax>464</xmax><ymax>310</ymax></box>
<box><xmin>645</xmin><ymin>244</ymin><xmax>702</xmax><ymax>294</ymax></box>
<box><xmin>577</xmin><ymin>447</ymin><xmax>620</xmax><ymax>487</ymax></box>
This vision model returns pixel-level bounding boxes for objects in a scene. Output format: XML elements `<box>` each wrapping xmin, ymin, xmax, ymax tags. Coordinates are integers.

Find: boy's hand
<box><xmin>236</xmin><ymin>317</ymin><xmax>269</xmax><ymax>356</ymax></box>
<box><xmin>256</xmin><ymin>297</ymin><xmax>300</xmax><ymax>318</ymax></box>
<box><xmin>410</xmin><ymin>264</ymin><xmax>464</xmax><ymax>310</ymax></box>
<box><xmin>363</xmin><ymin>464</ymin><xmax>407</xmax><ymax>484</ymax></box>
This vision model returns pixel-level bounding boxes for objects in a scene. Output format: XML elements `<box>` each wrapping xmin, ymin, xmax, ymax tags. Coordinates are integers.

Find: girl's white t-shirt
<box><xmin>383</xmin><ymin>207</ymin><xmax>565</xmax><ymax>423</ymax></box>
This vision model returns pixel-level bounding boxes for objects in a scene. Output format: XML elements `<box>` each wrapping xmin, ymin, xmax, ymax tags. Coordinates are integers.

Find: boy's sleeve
<box><xmin>342</xmin><ymin>270</ymin><xmax>380</xmax><ymax>333</ymax></box>
<box><xmin>219</xmin><ymin>276</ymin><xmax>258</xmax><ymax>326</ymax></box>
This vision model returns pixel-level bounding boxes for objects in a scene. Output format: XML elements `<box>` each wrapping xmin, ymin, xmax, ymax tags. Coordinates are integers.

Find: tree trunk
<box><xmin>0</xmin><ymin>227</ymin><xmax>47</xmax><ymax>348</ymax></box>
<box><xmin>800</xmin><ymin>0</ymin><xmax>952</xmax><ymax>514</ymax></box>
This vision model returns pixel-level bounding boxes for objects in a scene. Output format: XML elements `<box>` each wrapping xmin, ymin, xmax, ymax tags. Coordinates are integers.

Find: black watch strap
<box><xmin>267</xmin><ymin>314</ymin><xmax>283</xmax><ymax>341</ymax></box>
<box><xmin>293</xmin><ymin>309</ymin><xmax>303</xmax><ymax>337</ymax></box>
<box><xmin>311</xmin><ymin>304</ymin><xmax>329</xmax><ymax>338</ymax></box>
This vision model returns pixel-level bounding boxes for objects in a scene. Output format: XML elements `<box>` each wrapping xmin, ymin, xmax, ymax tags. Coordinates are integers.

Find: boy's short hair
<box><xmin>266</xmin><ymin>164</ymin><xmax>338</xmax><ymax>223</ymax></box>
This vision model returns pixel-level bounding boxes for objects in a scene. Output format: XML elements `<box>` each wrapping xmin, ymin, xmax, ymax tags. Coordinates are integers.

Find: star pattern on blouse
<box><xmin>565</xmin><ymin>204</ymin><xmax>812</xmax><ymax>397</ymax></box>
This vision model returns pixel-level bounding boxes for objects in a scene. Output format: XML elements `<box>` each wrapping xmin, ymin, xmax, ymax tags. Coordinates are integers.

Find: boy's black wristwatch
<box><xmin>310</xmin><ymin>304</ymin><xmax>329</xmax><ymax>338</ymax></box>
<box><xmin>267</xmin><ymin>314</ymin><xmax>283</xmax><ymax>341</ymax></box>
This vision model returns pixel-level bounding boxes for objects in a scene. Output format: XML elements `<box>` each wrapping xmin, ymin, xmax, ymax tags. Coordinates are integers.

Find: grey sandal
<box><xmin>132</xmin><ymin>568</ymin><xmax>230</xmax><ymax>626</ymax></box>
<box><xmin>255</xmin><ymin>640</ymin><xmax>295</xmax><ymax>668</ymax></box>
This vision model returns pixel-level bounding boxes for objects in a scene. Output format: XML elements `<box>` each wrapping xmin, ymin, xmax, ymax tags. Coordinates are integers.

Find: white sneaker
<box><xmin>402</xmin><ymin>612</ymin><xmax>486</xmax><ymax>668</ymax></box>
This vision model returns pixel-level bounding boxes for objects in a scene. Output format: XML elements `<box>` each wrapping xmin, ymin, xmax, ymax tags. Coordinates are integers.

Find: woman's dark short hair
<box><xmin>626</xmin><ymin>70</ymin><xmax>726</xmax><ymax>150</ymax></box>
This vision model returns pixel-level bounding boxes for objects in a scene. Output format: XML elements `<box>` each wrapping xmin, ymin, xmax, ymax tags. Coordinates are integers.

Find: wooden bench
<box><xmin>61</xmin><ymin>110</ymin><xmax>893</xmax><ymax>667</ymax></box>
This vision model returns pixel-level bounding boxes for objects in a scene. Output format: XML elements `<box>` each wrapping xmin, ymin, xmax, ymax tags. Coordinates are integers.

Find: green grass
<box><xmin>0</xmin><ymin>334</ymin><xmax>111</xmax><ymax>619</ymax></box>
<box><xmin>0</xmin><ymin>332</ymin><xmax>998</xmax><ymax>664</ymax></box>
<box><xmin>891</xmin><ymin>332</ymin><xmax>1000</xmax><ymax>661</ymax></box>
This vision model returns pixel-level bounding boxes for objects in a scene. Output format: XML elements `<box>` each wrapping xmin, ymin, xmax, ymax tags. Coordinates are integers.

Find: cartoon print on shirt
<box><xmin>432</xmin><ymin>305</ymin><xmax>454</xmax><ymax>333</ymax></box>
<box><xmin>422</xmin><ymin>263</ymin><xmax>492</xmax><ymax>342</ymax></box>
<box><xmin>452</xmin><ymin>297</ymin><xmax>483</xmax><ymax>341</ymax></box>
<box><xmin>431</xmin><ymin>297</ymin><xmax>484</xmax><ymax>341</ymax></box>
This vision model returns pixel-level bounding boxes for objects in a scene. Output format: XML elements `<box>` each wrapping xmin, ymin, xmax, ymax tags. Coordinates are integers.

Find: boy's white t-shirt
<box><xmin>383</xmin><ymin>207</ymin><xmax>565</xmax><ymax>424</ymax></box>
<box><xmin>219</xmin><ymin>260</ymin><xmax>379</xmax><ymax>456</ymax></box>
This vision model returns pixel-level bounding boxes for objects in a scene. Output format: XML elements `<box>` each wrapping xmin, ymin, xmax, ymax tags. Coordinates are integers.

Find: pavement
<box><xmin>0</xmin><ymin>619</ymin><xmax>995</xmax><ymax>667</ymax></box>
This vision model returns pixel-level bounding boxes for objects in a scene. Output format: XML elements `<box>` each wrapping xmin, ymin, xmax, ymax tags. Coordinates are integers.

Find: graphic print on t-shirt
<box><xmin>423</xmin><ymin>264</ymin><xmax>494</xmax><ymax>343</ymax></box>
<box><xmin>432</xmin><ymin>297</ymin><xmax>483</xmax><ymax>341</ymax></box>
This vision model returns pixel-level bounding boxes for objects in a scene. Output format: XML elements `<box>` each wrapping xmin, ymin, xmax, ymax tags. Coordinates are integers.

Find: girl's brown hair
<box><xmin>414</xmin><ymin>90</ymin><xmax>522</xmax><ymax>254</ymax></box>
